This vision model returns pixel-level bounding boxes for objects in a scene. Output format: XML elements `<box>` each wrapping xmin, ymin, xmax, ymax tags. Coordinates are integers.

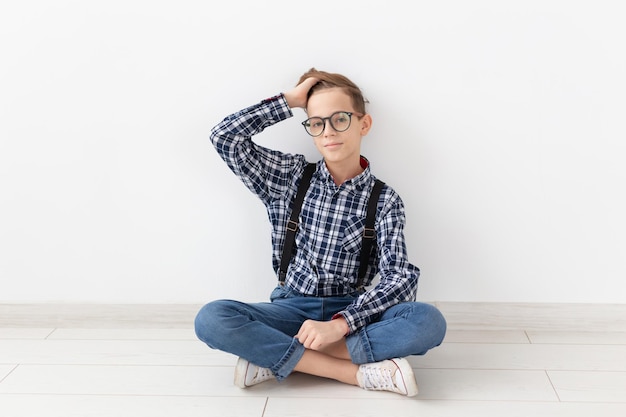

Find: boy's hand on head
<box><xmin>295</xmin><ymin>318</ymin><xmax>348</xmax><ymax>351</ymax></box>
<box><xmin>284</xmin><ymin>77</ymin><xmax>319</xmax><ymax>109</ymax></box>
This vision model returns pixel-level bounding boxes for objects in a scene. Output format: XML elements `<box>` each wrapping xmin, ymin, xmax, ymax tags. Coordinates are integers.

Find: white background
<box><xmin>1</xmin><ymin>0</ymin><xmax>625</xmax><ymax>304</ymax></box>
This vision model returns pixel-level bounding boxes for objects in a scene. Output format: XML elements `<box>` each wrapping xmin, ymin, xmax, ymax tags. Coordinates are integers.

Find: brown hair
<box><xmin>296</xmin><ymin>68</ymin><xmax>368</xmax><ymax>115</ymax></box>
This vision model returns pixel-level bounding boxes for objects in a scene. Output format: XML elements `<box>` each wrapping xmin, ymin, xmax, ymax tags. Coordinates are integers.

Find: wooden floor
<box><xmin>1</xmin><ymin>302</ymin><xmax>625</xmax><ymax>416</ymax></box>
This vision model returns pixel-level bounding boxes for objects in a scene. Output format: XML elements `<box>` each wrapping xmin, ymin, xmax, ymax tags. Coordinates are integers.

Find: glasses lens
<box><xmin>304</xmin><ymin>117</ymin><xmax>324</xmax><ymax>136</ymax></box>
<box><xmin>330</xmin><ymin>112</ymin><xmax>351</xmax><ymax>132</ymax></box>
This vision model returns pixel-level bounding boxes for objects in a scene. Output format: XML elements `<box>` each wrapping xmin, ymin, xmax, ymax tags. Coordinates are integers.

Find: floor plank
<box><xmin>527</xmin><ymin>331</ymin><xmax>626</xmax><ymax>345</ymax></box>
<box><xmin>548</xmin><ymin>371</ymin><xmax>626</xmax><ymax>403</ymax></box>
<box><xmin>412</xmin><ymin>342</ymin><xmax>626</xmax><ymax>371</ymax></box>
<box><xmin>265</xmin><ymin>398</ymin><xmax>626</xmax><ymax>417</ymax></box>
<box><xmin>0</xmin><ymin>394</ymin><xmax>268</xmax><ymax>417</ymax></box>
<box><xmin>0</xmin><ymin>339</ymin><xmax>234</xmax><ymax>366</ymax></box>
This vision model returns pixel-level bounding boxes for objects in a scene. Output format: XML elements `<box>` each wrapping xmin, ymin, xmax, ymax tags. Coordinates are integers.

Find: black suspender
<box><xmin>278</xmin><ymin>162</ymin><xmax>385</xmax><ymax>290</ymax></box>
<box><xmin>358</xmin><ymin>178</ymin><xmax>385</xmax><ymax>282</ymax></box>
<box><xmin>278</xmin><ymin>163</ymin><xmax>316</xmax><ymax>281</ymax></box>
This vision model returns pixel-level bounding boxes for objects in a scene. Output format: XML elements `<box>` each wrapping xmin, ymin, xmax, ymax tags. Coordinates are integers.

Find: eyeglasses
<box><xmin>301</xmin><ymin>111</ymin><xmax>362</xmax><ymax>137</ymax></box>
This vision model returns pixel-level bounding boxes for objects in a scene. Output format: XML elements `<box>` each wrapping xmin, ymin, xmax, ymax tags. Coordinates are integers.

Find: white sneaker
<box><xmin>234</xmin><ymin>357</ymin><xmax>274</xmax><ymax>388</ymax></box>
<box><xmin>356</xmin><ymin>358</ymin><xmax>418</xmax><ymax>396</ymax></box>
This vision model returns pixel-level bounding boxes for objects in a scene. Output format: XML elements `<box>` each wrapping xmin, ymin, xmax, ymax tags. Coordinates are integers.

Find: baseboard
<box><xmin>1</xmin><ymin>302</ymin><xmax>625</xmax><ymax>331</ymax></box>
<box><xmin>436</xmin><ymin>301</ymin><xmax>626</xmax><ymax>331</ymax></box>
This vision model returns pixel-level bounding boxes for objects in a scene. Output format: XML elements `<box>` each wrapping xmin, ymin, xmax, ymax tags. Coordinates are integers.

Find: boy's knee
<box><xmin>194</xmin><ymin>300</ymin><xmax>232</xmax><ymax>344</ymax></box>
<box><xmin>407</xmin><ymin>302</ymin><xmax>447</xmax><ymax>348</ymax></box>
<box><xmin>428</xmin><ymin>305</ymin><xmax>447</xmax><ymax>345</ymax></box>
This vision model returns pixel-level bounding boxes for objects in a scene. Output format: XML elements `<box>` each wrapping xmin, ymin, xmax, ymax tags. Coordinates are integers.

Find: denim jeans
<box><xmin>194</xmin><ymin>285</ymin><xmax>447</xmax><ymax>381</ymax></box>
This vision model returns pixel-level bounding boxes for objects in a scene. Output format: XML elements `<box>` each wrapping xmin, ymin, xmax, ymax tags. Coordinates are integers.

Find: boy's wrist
<box><xmin>331</xmin><ymin>314</ymin><xmax>350</xmax><ymax>336</ymax></box>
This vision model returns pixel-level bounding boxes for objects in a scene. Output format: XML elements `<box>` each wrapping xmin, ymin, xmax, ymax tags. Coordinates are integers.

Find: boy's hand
<box><xmin>284</xmin><ymin>77</ymin><xmax>319</xmax><ymax>109</ymax></box>
<box><xmin>295</xmin><ymin>317</ymin><xmax>348</xmax><ymax>351</ymax></box>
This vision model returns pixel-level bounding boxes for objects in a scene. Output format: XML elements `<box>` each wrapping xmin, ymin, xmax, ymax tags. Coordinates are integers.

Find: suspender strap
<box><xmin>357</xmin><ymin>179</ymin><xmax>385</xmax><ymax>288</ymax></box>
<box><xmin>279</xmin><ymin>163</ymin><xmax>316</xmax><ymax>282</ymax></box>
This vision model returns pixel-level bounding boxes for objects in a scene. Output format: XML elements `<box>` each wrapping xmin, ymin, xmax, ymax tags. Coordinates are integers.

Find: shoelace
<box><xmin>361</xmin><ymin>364</ymin><xmax>398</xmax><ymax>391</ymax></box>
<box><xmin>251</xmin><ymin>366</ymin><xmax>273</xmax><ymax>383</ymax></box>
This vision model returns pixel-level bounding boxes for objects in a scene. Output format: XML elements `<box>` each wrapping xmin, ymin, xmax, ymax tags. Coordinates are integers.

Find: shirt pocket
<box><xmin>341</xmin><ymin>215</ymin><xmax>365</xmax><ymax>254</ymax></box>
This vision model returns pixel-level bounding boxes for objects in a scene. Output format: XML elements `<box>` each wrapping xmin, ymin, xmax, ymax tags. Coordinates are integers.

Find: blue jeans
<box><xmin>194</xmin><ymin>285</ymin><xmax>447</xmax><ymax>381</ymax></box>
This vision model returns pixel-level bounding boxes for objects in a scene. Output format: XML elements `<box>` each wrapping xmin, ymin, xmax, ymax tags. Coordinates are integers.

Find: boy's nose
<box><xmin>322</xmin><ymin>121</ymin><xmax>337</xmax><ymax>135</ymax></box>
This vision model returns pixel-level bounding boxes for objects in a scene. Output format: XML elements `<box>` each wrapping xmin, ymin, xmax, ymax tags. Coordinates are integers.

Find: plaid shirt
<box><xmin>210</xmin><ymin>94</ymin><xmax>419</xmax><ymax>333</ymax></box>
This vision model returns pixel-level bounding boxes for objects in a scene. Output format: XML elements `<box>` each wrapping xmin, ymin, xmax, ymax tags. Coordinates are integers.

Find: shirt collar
<box><xmin>314</xmin><ymin>156</ymin><xmax>373</xmax><ymax>192</ymax></box>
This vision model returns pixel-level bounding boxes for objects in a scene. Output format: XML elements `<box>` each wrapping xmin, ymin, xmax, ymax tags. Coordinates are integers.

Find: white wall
<box><xmin>1</xmin><ymin>0</ymin><xmax>625</xmax><ymax>304</ymax></box>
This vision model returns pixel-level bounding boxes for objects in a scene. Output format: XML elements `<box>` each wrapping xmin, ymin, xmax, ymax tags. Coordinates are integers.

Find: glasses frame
<box><xmin>301</xmin><ymin>111</ymin><xmax>363</xmax><ymax>137</ymax></box>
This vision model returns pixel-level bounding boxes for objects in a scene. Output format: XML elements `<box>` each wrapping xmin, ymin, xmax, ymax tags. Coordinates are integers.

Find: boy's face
<box><xmin>306</xmin><ymin>88</ymin><xmax>372</xmax><ymax>168</ymax></box>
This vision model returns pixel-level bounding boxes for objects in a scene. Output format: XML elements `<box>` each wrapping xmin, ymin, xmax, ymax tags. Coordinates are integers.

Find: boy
<box><xmin>194</xmin><ymin>68</ymin><xmax>446</xmax><ymax>396</ymax></box>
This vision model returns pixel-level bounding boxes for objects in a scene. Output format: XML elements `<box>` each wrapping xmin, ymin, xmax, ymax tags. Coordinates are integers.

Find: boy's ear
<box><xmin>360</xmin><ymin>114</ymin><xmax>373</xmax><ymax>136</ymax></box>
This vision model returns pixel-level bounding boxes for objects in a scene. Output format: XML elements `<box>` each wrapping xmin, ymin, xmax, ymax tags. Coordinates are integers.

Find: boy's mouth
<box><xmin>324</xmin><ymin>142</ymin><xmax>342</xmax><ymax>148</ymax></box>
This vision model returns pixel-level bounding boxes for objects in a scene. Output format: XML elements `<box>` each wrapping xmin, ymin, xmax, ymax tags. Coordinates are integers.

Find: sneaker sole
<box><xmin>234</xmin><ymin>357</ymin><xmax>251</xmax><ymax>388</ymax></box>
